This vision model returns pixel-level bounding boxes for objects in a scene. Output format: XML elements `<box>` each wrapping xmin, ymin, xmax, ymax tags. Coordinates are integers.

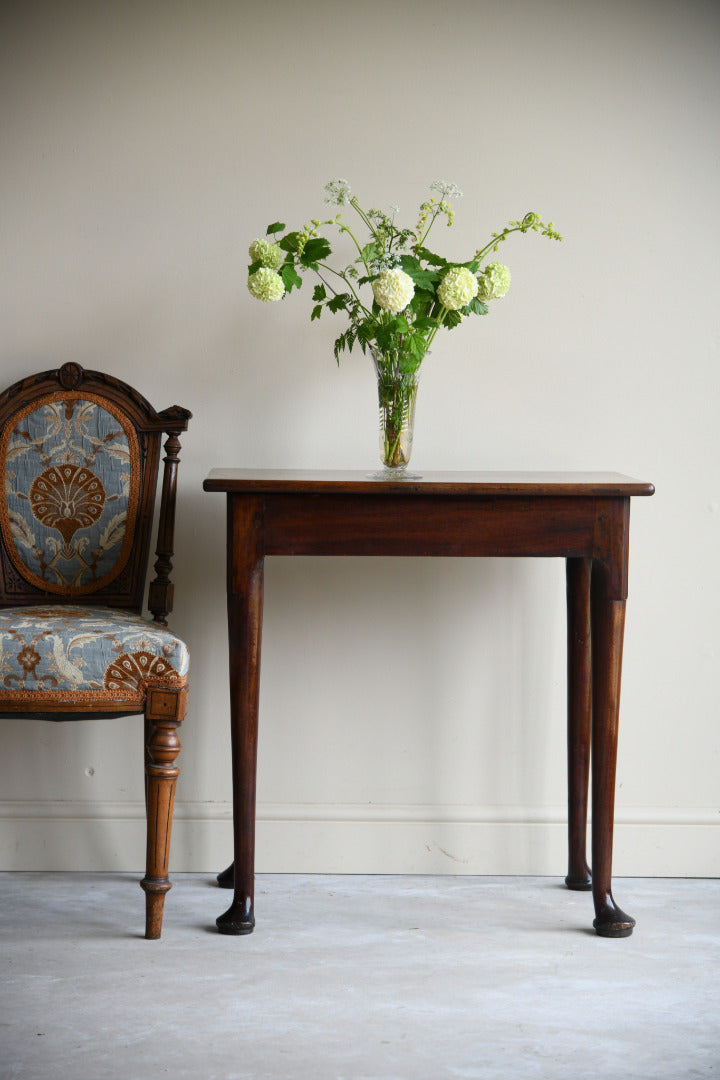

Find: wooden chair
<box><xmin>0</xmin><ymin>362</ymin><xmax>191</xmax><ymax>938</ymax></box>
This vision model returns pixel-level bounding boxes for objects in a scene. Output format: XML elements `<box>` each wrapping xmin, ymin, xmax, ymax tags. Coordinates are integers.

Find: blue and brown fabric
<box><xmin>0</xmin><ymin>606</ymin><xmax>189</xmax><ymax>709</ymax></box>
<box><xmin>0</xmin><ymin>393</ymin><xmax>141</xmax><ymax>596</ymax></box>
<box><xmin>0</xmin><ymin>393</ymin><xmax>188</xmax><ymax>710</ymax></box>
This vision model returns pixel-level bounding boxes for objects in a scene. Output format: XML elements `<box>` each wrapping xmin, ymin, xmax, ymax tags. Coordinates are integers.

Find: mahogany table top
<box><xmin>204</xmin><ymin>469</ymin><xmax>655</xmax><ymax>498</ymax></box>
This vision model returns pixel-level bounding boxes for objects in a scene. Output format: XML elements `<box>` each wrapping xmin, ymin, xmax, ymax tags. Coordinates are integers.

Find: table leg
<box><xmin>590</xmin><ymin>565</ymin><xmax>635</xmax><ymax>937</ymax></box>
<box><xmin>217</xmin><ymin>497</ymin><xmax>264</xmax><ymax>935</ymax></box>
<box><xmin>216</xmin><ymin>861</ymin><xmax>234</xmax><ymax>888</ymax></box>
<box><xmin>565</xmin><ymin>558</ymin><xmax>592</xmax><ymax>891</ymax></box>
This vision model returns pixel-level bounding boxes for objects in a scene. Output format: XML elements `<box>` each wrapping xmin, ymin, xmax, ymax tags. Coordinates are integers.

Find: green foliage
<box><xmin>280</xmin><ymin>264</ymin><xmax>302</xmax><ymax>293</ymax></box>
<box><xmin>247</xmin><ymin>181</ymin><xmax>562</xmax><ymax>378</ymax></box>
<box><xmin>300</xmin><ymin>237</ymin><xmax>332</xmax><ymax>268</ymax></box>
<box><xmin>465</xmin><ymin>297</ymin><xmax>489</xmax><ymax>317</ymax></box>
<box><xmin>399</xmin><ymin>256</ymin><xmax>441</xmax><ymax>291</ymax></box>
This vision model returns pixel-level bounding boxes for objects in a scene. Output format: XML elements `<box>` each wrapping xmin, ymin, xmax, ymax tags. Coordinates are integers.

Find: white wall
<box><xmin>1</xmin><ymin>0</ymin><xmax>718</xmax><ymax>877</ymax></box>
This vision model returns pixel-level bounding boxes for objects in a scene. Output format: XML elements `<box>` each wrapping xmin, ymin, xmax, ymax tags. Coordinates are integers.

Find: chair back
<box><xmin>0</xmin><ymin>362</ymin><xmax>191</xmax><ymax>623</ymax></box>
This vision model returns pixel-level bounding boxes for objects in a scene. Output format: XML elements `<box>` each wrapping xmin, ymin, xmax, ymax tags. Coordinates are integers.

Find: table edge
<box><xmin>203</xmin><ymin>469</ymin><xmax>655</xmax><ymax>497</ymax></box>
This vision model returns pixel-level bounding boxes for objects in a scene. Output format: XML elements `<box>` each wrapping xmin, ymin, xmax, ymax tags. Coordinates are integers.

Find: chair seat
<box><xmin>0</xmin><ymin>605</ymin><xmax>189</xmax><ymax>709</ymax></box>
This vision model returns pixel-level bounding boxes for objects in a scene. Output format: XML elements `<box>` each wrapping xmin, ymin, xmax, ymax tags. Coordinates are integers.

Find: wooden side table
<box><xmin>203</xmin><ymin>470</ymin><xmax>654</xmax><ymax>937</ymax></box>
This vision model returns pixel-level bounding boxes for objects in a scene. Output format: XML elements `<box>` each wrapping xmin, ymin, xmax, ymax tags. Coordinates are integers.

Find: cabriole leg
<box><xmin>590</xmin><ymin>570</ymin><xmax>634</xmax><ymax>937</ymax></box>
<box><xmin>216</xmin><ymin>495</ymin><xmax>264</xmax><ymax>935</ymax></box>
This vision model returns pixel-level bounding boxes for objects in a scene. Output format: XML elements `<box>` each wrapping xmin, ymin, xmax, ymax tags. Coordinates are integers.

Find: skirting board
<box><xmin>1</xmin><ymin>802</ymin><xmax>719</xmax><ymax>877</ymax></box>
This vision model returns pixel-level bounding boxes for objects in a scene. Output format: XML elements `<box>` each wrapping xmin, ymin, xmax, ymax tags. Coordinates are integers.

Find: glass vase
<box><xmin>371</xmin><ymin>348</ymin><xmax>421</xmax><ymax>475</ymax></box>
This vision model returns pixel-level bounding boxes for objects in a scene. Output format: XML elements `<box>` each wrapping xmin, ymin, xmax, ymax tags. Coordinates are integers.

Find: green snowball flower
<box><xmin>249</xmin><ymin>238</ymin><xmax>283</xmax><ymax>270</ymax></box>
<box><xmin>477</xmin><ymin>262</ymin><xmax>511</xmax><ymax>300</ymax></box>
<box><xmin>437</xmin><ymin>266</ymin><xmax>478</xmax><ymax>311</ymax></box>
<box><xmin>248</xmin><ymin>267</ymin><xmax>285</xmax><ymax>302</ymax></box>
<box><xmin>372</xmin><ymin>267</ymin><xmax>415</xmax><ymax>313</ymax></box>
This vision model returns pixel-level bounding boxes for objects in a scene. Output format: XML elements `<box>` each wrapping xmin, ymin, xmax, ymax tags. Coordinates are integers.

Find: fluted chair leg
<box><xmin>141</xmin><ymin>683</ymin><xmax>187</xmax><ymax>939</ymax></box>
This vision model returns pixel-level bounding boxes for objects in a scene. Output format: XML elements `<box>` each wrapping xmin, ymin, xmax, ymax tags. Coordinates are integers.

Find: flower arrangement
<box><xmin>247</xmin><ymin>180</ymin><xmax>561</xmax><ymax>469</ymax></box>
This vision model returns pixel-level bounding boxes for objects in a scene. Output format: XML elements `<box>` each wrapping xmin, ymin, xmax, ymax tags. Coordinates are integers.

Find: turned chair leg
<box><xmin>141</xmin><ymin>683</ymin><xmax>187</xmax><ymax>939</ymax></box>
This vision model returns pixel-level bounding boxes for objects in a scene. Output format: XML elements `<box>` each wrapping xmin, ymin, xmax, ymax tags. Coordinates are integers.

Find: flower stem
<box><xmin>473</xmin><ymin>224</ymin><xmax>524</xmax><ymax>265</ymax></box>
<box><xmin>349</xmin><ymin>197</ymin><xmax>378</xmax><ymax>240</ymax></box>
<box><xmin>418</xmin><ymin>203</ymin><xmax>444</xmax><ymax>248</ymax></box>
<box><xmin>424</xmin><ymin>305</ymin><xmax>449</xmax><ymax>348</ymax></box>
<box><xmin>317</xmin><ymin>262</ymin><xmax>373</xmax><ymax>317</ymax></box>
<box><xmin>337</xmin><ymin>221</ymin><xmax>373</xmax><ymax>279</ymax></box>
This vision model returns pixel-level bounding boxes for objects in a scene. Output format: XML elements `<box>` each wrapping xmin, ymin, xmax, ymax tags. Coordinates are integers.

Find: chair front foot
<box><xmin>141</xmin><ymin>877</ymin><xmax>172</xmax><ymax>939</ymax></box>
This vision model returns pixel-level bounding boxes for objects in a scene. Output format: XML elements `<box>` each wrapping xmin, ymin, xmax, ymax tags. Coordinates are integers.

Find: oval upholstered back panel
<box><xmin>0</xmin><ymin>392</ymin><xmax>141</xmax><ymax>596</ymax></box>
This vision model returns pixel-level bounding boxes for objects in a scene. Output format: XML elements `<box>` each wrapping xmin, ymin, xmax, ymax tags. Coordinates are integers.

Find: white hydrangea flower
<box><xmin>248</xmin><ymin>238</ymin><xmax>283</xmax><ymax>270</ymax></box>
<box><xmin>248</xmin><ymin>267</ymin><xmax>285</xmax><ymax>302</ymax></box>
<box><xmin>372</xmin><ymin>267</ymin><xmax>415</xmax><ymax>313</ymax></box>
<box><xmin>437</xmin><ymin>266</ymin><xmax>478</xmax><ymax>311</ymax></box>
<box><xmin>477</xmin><ymin>261</ymin><xmax>511</xmax><ymax>300</ymax></box>
<box><xmin>324</xmin><ymin>179</ymin><xmax>352</xmax><ymax>206</ymax></box>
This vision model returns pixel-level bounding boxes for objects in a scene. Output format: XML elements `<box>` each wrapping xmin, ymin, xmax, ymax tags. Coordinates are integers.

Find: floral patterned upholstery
<box><xmin>0</xmin><ymin>606</ymin><xmax>189</xmax><ymax>708</ymax></box>
<box><xmin>0</xmin><ymin>363</ymin><xmax>192</xmax><ymax>938</ymax></box>
<box><xmin>0</xmin><ymin>394</ymin><xmax>140</xmax><ymax>596</ymax></box>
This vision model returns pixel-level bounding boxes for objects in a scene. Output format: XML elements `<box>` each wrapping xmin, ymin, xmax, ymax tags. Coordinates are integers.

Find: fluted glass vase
<box><xmin>371</xmin><ymin>347</ymin><xmax>422</xmax><ymax>474</ymax></box>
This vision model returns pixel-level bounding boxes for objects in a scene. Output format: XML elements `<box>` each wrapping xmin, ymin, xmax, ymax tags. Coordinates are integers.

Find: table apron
<box><xmin>256</xmin><ymin>493</ymin><xmax>612</xmax><ymax>559</ymax></box>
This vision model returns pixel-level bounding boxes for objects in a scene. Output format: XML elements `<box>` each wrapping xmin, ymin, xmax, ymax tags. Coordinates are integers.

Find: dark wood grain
<box><xmin>565</xmin><ymin>557</ymin><xmax>592</xmax><ymax>891</ymax></box>
<box><xmin>216</xmin><ymin>496</ymin><xmax>265</xmax><ymax>935</ymax></box>
<box><xmin>204</xmin><ymin>468</ymin><xmax>655</xmax><ymax>498</ymax></box>
<box><xmin>206</xmin><ymin>469</ymin><xmax>653</xmax><ymax>937</ymax></box>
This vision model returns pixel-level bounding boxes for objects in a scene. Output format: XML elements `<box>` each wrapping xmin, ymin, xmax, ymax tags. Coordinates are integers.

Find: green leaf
<box><xmin>414</xmin><ymin>246</ymin><xmax>448</xmax><ymax>267</ymax></box>
<box><xmin>327</xmin><ymin>293</ymin><xmax>351</xmax><ymax>314</ymax></box>
<box><xmin>280</xmin><ymin>264</ymin><xmax>303</xmax><ymax>292</ymax></box>
<box><xmin>312</xmin><ymin>284</ymin><xmax>327</xmax><ymax>302</ymax></box>
<box><xmin>266</xmin><ymin>221</ymin><xmax>285</xmax><ymax>235</ymax></box>
<box><xmin>359</xmin><ymin>242</ymin><xmax>380</xmax><ymax>264</ymax></box>
<box><xmin>311</xmin><ymin>304</ymin><xmax>322</xmax><ymax>321</ymax></box>
<box><xmin>334</xmin><ymin>330</ymin><xmax>351</xmax><ymax>364</ymax></box>
<box><xmin>301</xmin><ymin>237</ymin><xmax>332</xmax><ymax>265</ymax></box>
<box><xmin>279</xmin><ymin>232</ymin><xmax>301</xmax><ymax>253</ymax></box>
<box><xmin>374</xmin><ymin>324</ymin><xmax>393</xmax><ymax>351</ymax></box>
<box><xmin>400</xmin><ymin>256</ymin><xmax>440</xmax><ymax>290</ymax></box>
<box><xmin>399</xmin><ymin>354</ymin><xmax>421</xmax><ymax>375</ymax></box>
<box><xmin>407</xmin><ymin>334</ymin><xmax>427</xmax><ymax>361</ymax></box>
<box><xmin>408</xmin><ymin>290</ymin><xmax>436</xmax><ymax>321</ymax></box>
<box><xmin>357</xmin><ymin>322</ymin><xmax>373</xmax><ymax>348</ymax></box>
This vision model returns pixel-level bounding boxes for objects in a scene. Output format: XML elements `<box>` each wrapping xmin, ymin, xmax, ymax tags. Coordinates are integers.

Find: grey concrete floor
<box><xmin>1</xmin><ymin>874</ymin><xmax>718</xmax><ymax>1080</ymax></box>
